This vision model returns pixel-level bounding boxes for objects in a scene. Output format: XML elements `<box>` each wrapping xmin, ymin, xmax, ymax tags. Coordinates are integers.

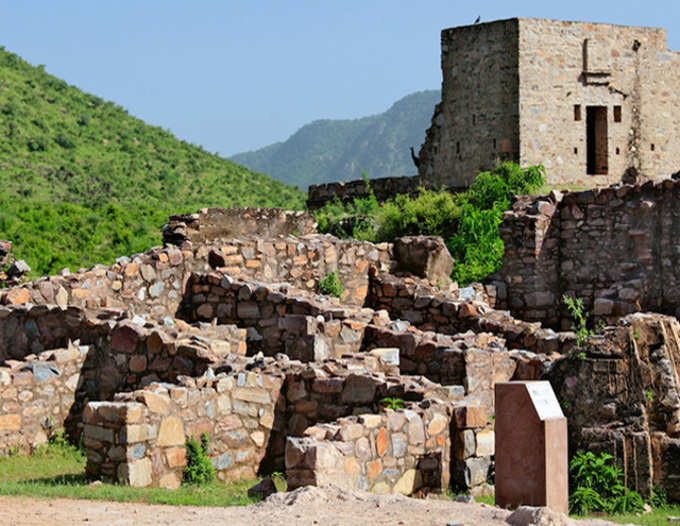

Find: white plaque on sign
<box><xmin>526</xmin><ymin>382</ymin><xmax>564</xmax><ymax>420</ymax></box>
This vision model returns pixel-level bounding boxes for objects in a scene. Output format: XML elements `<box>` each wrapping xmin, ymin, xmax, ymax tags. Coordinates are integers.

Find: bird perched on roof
<box><xmin>474</xmin><ymin>16</ymin><xmax>481</xmax><ymax>24</ymax></box>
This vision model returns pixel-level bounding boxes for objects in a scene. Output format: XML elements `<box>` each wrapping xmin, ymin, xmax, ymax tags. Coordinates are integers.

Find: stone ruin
<box><xmin>0</xmin><ymin>240</ymin><xmax>30</xmax><ymax>288</ymax></box>
<box><xmin>0</xmin><ymin>198</ymin><xmax>678</xmax><ymax>500</ymax></box>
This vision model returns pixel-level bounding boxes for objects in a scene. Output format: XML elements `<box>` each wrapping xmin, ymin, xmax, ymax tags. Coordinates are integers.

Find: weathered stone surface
<box><xmin>118</xmin><ymin>458</ymin><xmax>152</xmax><ymax>487</ymax></box>
<box><xmin>0</xmin><ymin>414</ymin><xmax>21</xmax><ymax>431</ymax></box>
<box><xmin>157</xmin><ymin>417</ymin><xmax>184</xmax><ymax>446</ymax></box>
<box><xmin>394</xmin><ymin>236</ymin><xmax>454</xmax><ymax>283</ymax></box>
<box><xmin>393</xmin><ymin>469</ymin><xmax>422</xmax><ymax>495</ymax></box>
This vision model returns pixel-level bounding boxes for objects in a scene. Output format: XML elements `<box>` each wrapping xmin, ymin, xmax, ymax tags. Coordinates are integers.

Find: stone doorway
<box><xmin>587</xmin><ymin>106</ymin><xmax>608</xmax><ymax>175</ymax></box>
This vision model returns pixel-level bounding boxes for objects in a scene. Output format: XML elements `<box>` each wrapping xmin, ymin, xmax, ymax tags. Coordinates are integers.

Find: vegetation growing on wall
<box><xmin>0</xmin><ymin>47</ymin><xmax>305</xmax><ymax>277</ymax></box>
<box><xmin>314</xmin><ymin>162</ymin><xmax>545</xmax><ymax>284</ymax></box>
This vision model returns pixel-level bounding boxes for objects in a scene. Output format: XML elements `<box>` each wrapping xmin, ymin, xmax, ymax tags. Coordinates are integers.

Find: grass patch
<box><xmin>0</xmin><ymin>441</ymin><xmax>284</xmax><ymax>507</ymax></box>
<box><xmin>578</xmin><ymin>507</ymin><xmax>680</xmax><ymax>526</ymax></box>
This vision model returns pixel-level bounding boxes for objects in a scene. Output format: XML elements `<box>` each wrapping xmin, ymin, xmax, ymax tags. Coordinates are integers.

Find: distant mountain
<box><xmin>231</xmin><ymin>90</ymin><xmax>440</xmax><ymax>189</ymax></box>
<box><xmin>0</xmin><ymin>46</ymin><xmax>304</xmax><ymax>276</ymax></box>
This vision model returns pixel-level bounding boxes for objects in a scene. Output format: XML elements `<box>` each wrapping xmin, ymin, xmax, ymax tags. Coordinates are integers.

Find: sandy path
<box><xmin>0</xmin><ymin>487</ymin><xmax>628</xmax><ymax>526</ymax></box>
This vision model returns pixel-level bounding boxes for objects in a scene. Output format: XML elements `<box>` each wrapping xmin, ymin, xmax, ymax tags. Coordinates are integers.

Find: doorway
<box><xmin>586</xmin><ymin>106</ymin><xmax>608</xmax><ymax>175</ymax></box>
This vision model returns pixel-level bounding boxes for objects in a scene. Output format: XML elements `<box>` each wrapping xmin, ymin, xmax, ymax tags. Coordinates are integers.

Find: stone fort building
<box><xmin>417</xmin><ymin>18</ymin><xmax>680</xmax><ymax>187</ymax></box>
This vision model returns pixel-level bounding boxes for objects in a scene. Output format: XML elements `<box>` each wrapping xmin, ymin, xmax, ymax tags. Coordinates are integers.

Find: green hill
<box><xmin>230</xmin><ymin>90</ymin><xmax>440</xmax><ymax>189</ymax></box>
<box><xmin>0</xmin><ymin>46</ymin><xmax>305</xmax><ymax>277</ymax></box>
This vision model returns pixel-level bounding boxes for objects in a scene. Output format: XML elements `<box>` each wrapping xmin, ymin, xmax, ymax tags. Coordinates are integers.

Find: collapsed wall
<box><xmin>547</xmin><ymin>313</ymin><xmax>680</xmax><ymax>500</ymax></box>
<box><xmin>496</xmin><ymin>179</ymin><xmax>680</xmax><ymax>329</ymax></box>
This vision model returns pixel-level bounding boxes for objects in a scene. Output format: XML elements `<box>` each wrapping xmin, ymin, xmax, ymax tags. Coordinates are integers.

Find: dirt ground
<box><xmin>0</xmin><ymin>486</ymin><xmax>629</xmax><ymax>526</ymax></box>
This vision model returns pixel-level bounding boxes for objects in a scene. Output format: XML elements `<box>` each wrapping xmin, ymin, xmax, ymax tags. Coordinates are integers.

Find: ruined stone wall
<box><xmin>546</xmin><ymin>313</ymin><xmax>680</xmax><ymax>499</ymax></box>
<box><xmin>306</xmin><ymin>175</ymin><xmax>465</xmax><ymax>211</ymax></box>
<box><xmin>0</xmin><ymin>233</ymin><xmax>394</xmax><ymax>312</ymax></box>
<box><xmin>498</xmin><ymin>180</ymin><xmax>680</xmax><ymax>329</ymax></box>
<box><xmin>367</xmin><ymin>272</ymin><xmax>574</xmax><ymax>355</ymax></box>
<box><xmin>163</xmin><ymin>207</ymin><xmax>317</xmax><ymax>245</ymax></box>
<box><xmin>83</xmin><ymin>370</ymin><xmax>284</xmax><ymax>487</ymax></box>
<box><xmin>0</xmin><ymin>341</ymin><xmax>87</xmax><ymax>454</ymax></box>
<box><xmin>178</xmin><ymin>272</ymin><xmax>374</xmax><ymax>357</ymax></box>
<box><xmin>0</xmin><ymin>302</ymin><xmax>246</xmax><ymax>451</ymax></box>
<box><xmin>417</xmin><ymin>19</ymin><xmax>520</xmax><ymax>187</ymax></box>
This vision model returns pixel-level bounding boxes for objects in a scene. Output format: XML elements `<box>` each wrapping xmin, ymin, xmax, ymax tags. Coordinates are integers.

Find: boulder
<box><xmin>393</xmin><ymin>236</ymin><xmax>454</xmax><ymax>283</ymax></box>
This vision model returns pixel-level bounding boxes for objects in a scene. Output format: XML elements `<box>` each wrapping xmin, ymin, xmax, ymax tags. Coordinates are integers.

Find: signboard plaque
<box><xmin>495</xmin><ymin>381</ymin><xmax>568</xmax><ymax>514</ymax></box>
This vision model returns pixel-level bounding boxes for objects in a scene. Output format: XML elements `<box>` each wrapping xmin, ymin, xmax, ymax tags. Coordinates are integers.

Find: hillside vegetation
<box><xmin>231</xmin><ymin>90</ymin><xmax>439</xmax><ymax>189</ymax></box>
<box><xmin>0</xmin><ymin>47</ymin><xmax>305</xmax><ymax>277</ymax></box>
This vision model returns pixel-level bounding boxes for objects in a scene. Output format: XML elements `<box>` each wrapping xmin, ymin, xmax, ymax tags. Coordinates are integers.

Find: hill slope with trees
<box><xmin>0</xmin><ymin>46</ymin><xmax>305</xmax><ymax>277</ymax></box>
<box><xmin>230</xmin><ymin>90</ymin><xmax>440</xmax><ymax>189</ymax></box>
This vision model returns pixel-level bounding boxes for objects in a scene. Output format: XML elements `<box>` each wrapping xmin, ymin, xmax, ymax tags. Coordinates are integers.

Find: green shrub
<box><xmin>54</xmin><ymin>133</ymin><xmax>76</xmax><ymax>149</ymax></box>
<box><xmin>569</xmin><ymin>450</ymin><xmax>645</xmax><ymax>516</ymax></box>
<box><xmin>183</xmin><ymin>433</ymin><xmax>215</xmax><ymax>485</ymax></box>
<box><xmin>314</xmin><ymin>162</ymin><xmax>545</xmax><ymax>285</ymax></box>
<box><xmin>318</xmin><ymin>270</ymin><xmax>344</xmax><ymax>299</ymax></box>
<box><xmin>562</xmin><ymin>294</ymin><xmax>593</xmax><ymax>347</ymax></box>
<box><xmin>374</xmin><ymin>189</ymin><xmax>460</xmax><ymax>241</ymax></box>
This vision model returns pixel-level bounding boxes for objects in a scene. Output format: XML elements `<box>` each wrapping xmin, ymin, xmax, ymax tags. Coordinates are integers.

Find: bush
<box><xmin>315</xmin><ymin>162</ymin><xmax>545</xmax><ymax>285</ymax></box>
<box><xmin>374</xmin><ymin>189</ymin><xmax>460</xmax><ymax>242</ymax></box>
<box><xmin>183</xmin><ymin>433</ymin><xmax>215</xmax><ymax>485</ymax></box>
<box><xmin>569</xmin><ymin>450</ymin><xmax>645</xmax><ymax>515</ymax></box>
<box><xmin>318</xmin><ymin>270</ymin><xmax>344</xmax><ymax>299</ymax></box>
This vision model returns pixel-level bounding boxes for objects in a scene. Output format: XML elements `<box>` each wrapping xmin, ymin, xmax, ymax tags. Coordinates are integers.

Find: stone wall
<box><xmin>497</xmin><ymin>180</ymin><xmax>680</xmax><ymax>329</ymax></box>
<box><xmin>83</xmin><ymin>370</ymin><xmax>284</xmax><ymax>487</ymax></box>
<box><xmin>0</xmin><ymin>340</ymin><xmax>87</xmax><ymax>454</ymax></box>
<box><xmin>286</xmin><ymin>402</ymin><xmax>493</xmax><ymax>496</ymax></box>
<box><xmin>162</xmin><ymin>207</ymin><xmax>317</xmax><ymax>246</ymax></box>
<box><xmin>178</xmin><ymin>272</ymin><xmax>374</xmax><ymax>357</ymax></box>
<box><xmin>417</xmin><ymin>19</ymin><xmax>520</xmax><ymax>187</ymax></box>
<box><xmin>367</xmin><ymin>271</ymin><xmax>574</xmax><ymax>355</ymax></box>
<box><xmin>0</xmin><ymin>231</ymin><xmax>394</xmax><ymax>311</ymax></box>
<box><xmin>306</xmin><ymin>175</ymin><xmax>465</xmax><ymax>211</ymax></box>
<box><xmin>418</xmin><ymin>18</ymin><xmax>680</xmax><ymax>188</ymax></box>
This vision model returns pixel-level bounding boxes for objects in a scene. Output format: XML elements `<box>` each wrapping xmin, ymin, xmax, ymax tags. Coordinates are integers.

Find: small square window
<box><xmin>574</xmin><ymin>105</ymin><xmax>582</xmax><ymax>121</ymax></box>
<box><xmin>614</xmin><ymin>106</ymin><xmax>622</xmax><ymax>122</ymax></box>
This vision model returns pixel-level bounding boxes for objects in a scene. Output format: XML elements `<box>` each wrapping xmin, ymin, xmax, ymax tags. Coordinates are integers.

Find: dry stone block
<box><xmin>158</xmin><ymin>417</ymin><xmax>185</xmax><ymax>446</ymax></box>
<box><xmin>393</xmin><ymin>236</ymin><xmax>454</xmax><ymax>282</ymax></box>
<box><xmin>393</xmin><ymin>468</ymin><xmax>423</xmax><ymax>495</ymax></box>
<box><xmin>475</xmin><ymin>429</ymin><xmax>495</xmax><ymax>456</ymax></box>
<box><xmin>0</xmin><ymin>414</ymin><xmax>21</xmax><ymax>431</ymax></box>
<box><xmin>453</xmin><ymin>405</ymin><xmax>487</xmax><ymax>429</ymax></box>
<box><xmin>118</xmin><ymin>458</ymin><xmax>152</xmax><ymax>487</ymax></box>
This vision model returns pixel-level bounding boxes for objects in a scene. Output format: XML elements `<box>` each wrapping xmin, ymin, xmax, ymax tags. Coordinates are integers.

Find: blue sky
<box><xmin>0</xmin><ymin>1</ymin><xmax>677</xmax><ymax>155</ymax></box>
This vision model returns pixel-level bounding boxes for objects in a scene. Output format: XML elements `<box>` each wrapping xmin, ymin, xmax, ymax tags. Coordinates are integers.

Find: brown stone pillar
<box><xmin>495</xmin><ymin>381</ymin><xmax>568</xmax><ymax>513</ymax></box>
